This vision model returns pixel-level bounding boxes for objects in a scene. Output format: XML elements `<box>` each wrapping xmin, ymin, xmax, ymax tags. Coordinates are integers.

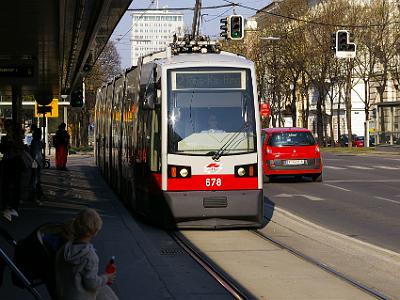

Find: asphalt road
<box><xmin>263</xmin><ymin>151</ymin><xmax>400</xmax><ymax>253</ymax></box>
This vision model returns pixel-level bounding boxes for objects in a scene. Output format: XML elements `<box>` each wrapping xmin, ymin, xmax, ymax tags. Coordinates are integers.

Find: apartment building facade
<box><xmin>130</xmin><ymin>9</ymin><xmax>184</xmax><ymax>66</ymax></box>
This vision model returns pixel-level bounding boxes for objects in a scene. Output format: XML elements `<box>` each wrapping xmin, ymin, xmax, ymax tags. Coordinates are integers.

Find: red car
<box><xmin>262</xmin><ymin>127</ymin><xmax>323</xmax><ymax>182</ymax></box>
<box><xmin>353</xmin><ymin>136</ymin><xmax>364</xmax><ymax>147</ymax></box>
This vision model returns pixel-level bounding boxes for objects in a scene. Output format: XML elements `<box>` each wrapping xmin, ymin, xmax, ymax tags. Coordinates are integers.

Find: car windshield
<box><xmin>167</xmin><ymin>68</ymin><xmax>256</xmax><ymax>156</ymax></box>
<box><xmin>269</xmin><ymin>131</ymin><xmax>316</xmax><ymax>147</ymax></box>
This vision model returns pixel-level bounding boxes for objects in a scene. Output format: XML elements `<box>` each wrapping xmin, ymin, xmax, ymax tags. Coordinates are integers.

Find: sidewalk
<box><xmin>0</xmin><ymin>154</ymin><xmax>231</xmax><ymax>300</ymax></box>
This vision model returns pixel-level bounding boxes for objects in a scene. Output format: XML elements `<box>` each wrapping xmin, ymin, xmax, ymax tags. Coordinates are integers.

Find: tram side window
<box><xmin>149</xmin><ymin>109</ymin><xmax>161</xmax><ymax>172</ymax></box>
<box><xmin>138</xmin><ymin>65</ymin><xmax>161</xmax><ymax>171</ymax></box>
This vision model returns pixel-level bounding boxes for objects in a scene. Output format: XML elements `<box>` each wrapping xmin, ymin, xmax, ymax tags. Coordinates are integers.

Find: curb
<box><xmin>268</xmin><ymin>204</ymin><xmax>400</xmax><ymax>261</ymax></box>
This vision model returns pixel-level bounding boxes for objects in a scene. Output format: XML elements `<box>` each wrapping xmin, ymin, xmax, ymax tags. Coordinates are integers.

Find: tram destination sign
<box><xmin>174</xmin><ymin>71</ymin><xmax>244</xmax><ymax>90</ymax></box>
<box><xmin>0</xmin><ymin>65</ymin><xmax>34</xmax><ymax>77</ymax></box>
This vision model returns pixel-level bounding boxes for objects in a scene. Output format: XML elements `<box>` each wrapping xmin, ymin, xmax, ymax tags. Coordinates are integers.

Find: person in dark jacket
<box><xmin>55</xmin><ymin>208</ymin><xmax>118</xmax><ymax>300</ymax></box>
<box><xmin>0</xmin><ymin>120</ymin><xmax>24</xmax><ymax>221</ymax></box>
<box><xmin>30</xmin><ymin>127</ymin><xmax>44</xmax><ymax>202</ymax></box>
<box><xmin>53</xmin><ymin>122</ymin><xmax>70</xmax><ymax>170</ymax></box>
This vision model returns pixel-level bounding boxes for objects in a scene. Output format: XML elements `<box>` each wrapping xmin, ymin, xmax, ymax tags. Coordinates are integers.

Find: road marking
<box><xmin>327</xmin><ymin>179</ymin><xmax>400</xmax><ymax>183</ymax></box>
<box><xmin>374</xmin><ymin>196</ymin><xmax>400</xmax><ymax>205</ymax></box>
<box><xmin>374</xmin><ymin>166</ymin><xmax>400</xmax><ymax>170</ymax></box>
<box><xmin>324</xmin><ymin>183</ymin><xmax>351</xmax><ymax>192</ymax></box>
<box><xmin>323</xmin><ymin>158</ymin><xmax>345</xmax><ymax>161</ymax></box>
<box><xmin>324</xmin><ymin>166</ymin><xmax>347</xmax><ymax>170</ymax></box>
<box><xmin>274</xmin><ymin>193</ymin><xmax>324</xmax><ymax>201</ymax></box>
<box><xmin>348</xmin><ymin>165</ymin><xmax>373</xmax><ymax>170</ymax></box>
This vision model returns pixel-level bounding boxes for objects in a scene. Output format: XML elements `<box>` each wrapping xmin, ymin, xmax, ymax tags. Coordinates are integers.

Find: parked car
<box><xmin>337</xmin><ymin>134</ymin><xmax>357</xmax><ymax>147</ymax></box>
<box><xmin>353</xmin><ymin>136</ymin><xmax>364</xmax><ymax>147</ymax></box>
<box><xmin>262</xmin><ymin>127</ymin><xmax>323</xmax><ymax>183</ymax></box>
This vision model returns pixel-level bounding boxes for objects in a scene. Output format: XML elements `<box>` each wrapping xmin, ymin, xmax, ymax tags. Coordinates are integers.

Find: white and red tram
<box><xmin>95</xmin><ymin>46</ymin><xmax>264</xmax><ymax>228</ymax></box>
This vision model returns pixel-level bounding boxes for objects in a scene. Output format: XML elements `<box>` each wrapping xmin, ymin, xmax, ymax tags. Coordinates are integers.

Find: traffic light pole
<box><xmin>41</xmin><ymin>112</ymin><xmax>47</xmax><ymax>165</ymax></box>
<box><xmin>191</xmin><ymin>0</ymin><xmax>201</xmax><ymax>40</ymax></box>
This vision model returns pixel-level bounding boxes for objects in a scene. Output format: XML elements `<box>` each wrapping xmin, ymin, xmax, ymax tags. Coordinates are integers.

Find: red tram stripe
<box><xmin>167</xmin><ymin>174</ymin><xmax>258</xmax><ymax>191</ymax></box>
<box><xmin>152</xmin><ymin>173</ymin><xmax>162</xmax><ymax>189</ymax></box>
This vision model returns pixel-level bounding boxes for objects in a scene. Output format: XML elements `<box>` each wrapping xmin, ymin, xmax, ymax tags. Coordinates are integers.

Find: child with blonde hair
<box><xmin>55</xmin><ymin>208</ymin><xmax>118</xmax><ymax>300</ymax></box>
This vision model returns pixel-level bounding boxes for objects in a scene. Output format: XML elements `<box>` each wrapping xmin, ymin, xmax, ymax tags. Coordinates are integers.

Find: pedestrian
<box><xmin>30</xmin><ymin>127</ymin><xmax>44</xmax><ymax>202</ymax></box>
<box><xmin>0</xmin><ymin>120</ymin><xmax>24</xmax><ymax>221</ymax></box>
<box><xmin>53</xmin><ymin>122</ymin><xmax>70</xmax><ymax>170</ymax></box>
<box><xmin>55</xmin><ymin>208</ymin><xmax>119</xmax><ymax>300</ymax></box>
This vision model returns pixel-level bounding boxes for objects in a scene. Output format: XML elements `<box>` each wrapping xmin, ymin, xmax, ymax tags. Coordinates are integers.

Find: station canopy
<box><xmin>0</xmin><ymin>0</ymin><xmax>131</xmax><ymax>105</ymax></box>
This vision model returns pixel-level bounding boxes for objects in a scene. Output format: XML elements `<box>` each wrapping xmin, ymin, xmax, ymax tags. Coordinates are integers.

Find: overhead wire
<box><xmin>116</xmin><ymin>3</ymin><xmax>236</xmax><ymax>45</ymax></box>
<box><xmin>127</xmin><ymin>4</ymin><xmax>234</xmax><ymax>12</ymax></box>
<box><xmin>114</xmin><ymin>0</ymin><xmax>156</xmax><ymax>45</ymax></box>
<box><xmin>222</xmin><ymin>0</ymin><xmax>398</xmax><ymax>29</ymax></box>
<box><xmin>203</xmin><ymin>7</ymin><xmax>232</xmax><ymax>23</ymax></box>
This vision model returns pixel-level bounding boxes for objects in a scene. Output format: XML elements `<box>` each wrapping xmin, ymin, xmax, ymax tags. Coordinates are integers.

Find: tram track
<box><xmin>169</xmin><ymin>215</ymin><xmax>395</xmax><ymax>300</ymax></box>
<box><xmin>251</xmin><ymin>228</ymin><xmax>389</xmax><ymax>300</ymax></box>
<box><xmin>170</xmin><ymin>231</ymin><xmax>251</xmax><ymax>300</ymax></box>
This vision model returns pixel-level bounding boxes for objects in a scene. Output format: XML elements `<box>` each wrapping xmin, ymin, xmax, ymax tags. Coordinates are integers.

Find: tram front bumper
<box><xmin>163</xmin><ymin>189</ymin><xmax>264</xmax><ymax>229</ymax></box>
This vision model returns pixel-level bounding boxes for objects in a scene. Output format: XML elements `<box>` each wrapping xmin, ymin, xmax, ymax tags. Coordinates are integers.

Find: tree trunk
<box><xmin>316</xmin><ymin>91</ymin><xmax>324</xmax><ymax>146</ymax></box>
<box><xmin>345</xmin><ymin>63</ymin><xmax>353</xmax><ymax>148</ymax></box>
<box><xmin>291</xmin><ymin>81</ymin><xmax>297</xmax><ymax>127</ymax></box>
<box><xmin>337</xmin><ymin>84</ymin><xmax>342</xmax><ymax>145</ymax></box>
<box><xmin>79</xmin><ymin>108</ymin><xmax>89</xmax><ymax>148</ymax></box>
<box><xmin>329</xmin><ymin>83</ymin><xmax>334</xmax><ymax>147</ymax></box>
<box><xmin>363</xmin><ymin>79</ymin><xmax>370</xmax><ymax>121</ymax></box>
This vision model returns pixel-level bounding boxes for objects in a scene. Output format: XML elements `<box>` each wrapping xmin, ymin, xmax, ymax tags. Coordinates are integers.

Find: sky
<box><xmin>111</xmin><ymin>0</ymin><xmax>271</xmax><ymax>69</ymax></box>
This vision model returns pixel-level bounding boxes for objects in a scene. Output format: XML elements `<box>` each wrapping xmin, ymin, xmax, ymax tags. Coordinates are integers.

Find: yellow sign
<box><xmin>35</xmin><ymin>99</ymin><xmax>59</xmax><ymax>118</ymax></box>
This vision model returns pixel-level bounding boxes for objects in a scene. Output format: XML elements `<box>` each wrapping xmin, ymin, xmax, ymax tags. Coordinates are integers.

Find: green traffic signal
<box><xmin>229</xmin><ymin>15</ymin><xmax>244</xmax><ymax>40</ymax></box>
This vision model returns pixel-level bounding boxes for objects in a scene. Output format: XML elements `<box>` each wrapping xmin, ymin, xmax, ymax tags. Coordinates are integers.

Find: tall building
<box><xmin>130</xmin><ymin>9</ymin><xmax>184</xmax><ymax>66</ymax></box>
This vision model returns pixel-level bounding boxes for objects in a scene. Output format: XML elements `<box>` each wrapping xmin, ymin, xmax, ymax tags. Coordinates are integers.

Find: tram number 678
<box><xmin>205</xmin><ymin>178</ymin><xmax>222</xmax><ymax>187</ymax></box>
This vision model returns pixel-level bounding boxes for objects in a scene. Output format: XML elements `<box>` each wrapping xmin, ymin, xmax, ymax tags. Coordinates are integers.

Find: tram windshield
<box><xmin>167</xmin><ymin>68</ymin><xmax>256</xmax><ymax>156</ymax></box>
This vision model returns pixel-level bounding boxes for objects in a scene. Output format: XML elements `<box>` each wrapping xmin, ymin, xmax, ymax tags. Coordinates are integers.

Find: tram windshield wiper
<box><xmin>212</xmin><ymin>122</ymin><xmax>251</xmax><ymax>161</ymax></box>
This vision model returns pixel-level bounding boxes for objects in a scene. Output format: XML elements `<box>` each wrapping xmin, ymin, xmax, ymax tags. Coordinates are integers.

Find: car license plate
<box><xmin>286</xmin><ymin>159</ymin><xmax>304</xmax><ymax>165</ymax></box>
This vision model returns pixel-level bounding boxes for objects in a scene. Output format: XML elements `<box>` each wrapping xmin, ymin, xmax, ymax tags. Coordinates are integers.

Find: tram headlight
<box><xmin>234</xmin><ymin>164</ymin><xmax>258</xmax><ymax>177</ymax></box>
<box><xmin>237</xmin><ymin>167</ymin><xmax>246</xmax><ymax>177</ymax></box>
<box><xmin>168</xmin><ymin>165</ymin><xmax>192</xmax><ymax>178</ymax></box>
<box><xmin>180</xmin><ymin>168</ymin><xmax>189</xmax><ymax>178</ymax></box>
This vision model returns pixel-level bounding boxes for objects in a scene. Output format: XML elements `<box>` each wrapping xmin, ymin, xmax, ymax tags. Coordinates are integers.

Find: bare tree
<box><xmin>69</xmin><ymin>41</ymin><xmax>122</xmax><ymax>148</ymax></box>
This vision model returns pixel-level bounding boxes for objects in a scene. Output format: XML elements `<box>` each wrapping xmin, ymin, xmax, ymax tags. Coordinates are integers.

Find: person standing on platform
<box><xmin>0</xmin><ymin>120</ymin><xmax>24</xmax><ymax>221</ymax></box>
<box><xmin>30</xmin><ymin>127</ymin><xmax>44</xmax><ymax>202</ymax></box>
<box><xmin>53</xmin><ymin>122</ymin><xmax>70</xmax><ymax>170</ymax></box>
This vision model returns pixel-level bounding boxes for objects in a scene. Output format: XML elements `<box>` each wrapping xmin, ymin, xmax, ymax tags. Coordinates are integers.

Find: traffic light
<box><xmin>220</xmin><ymin>17</ymin><xmax>230</xmax><ymax>39</ymax></box>
<box><xmin>335</xmin><ymin>30</ymin><xmax>356</xmax><ymax>58</ymax></box>
<box><xmin>70</xmin><ymin>89</ymin><xmax>84</xmax><ymax>108</ymax></box>
<box><xmin>336</xmin><ymin>31</ymin><xmax>348</xmax><ymax>51</ymax></box>
<box><xmin>330</xmin><ymin>32</ymin><xmax>336</xmax><ymax>52</ymax></box>
<box><xmin>229</xmin><ymin>15</ymin><xmax>244</xmax><ymax>40</ymax></box>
